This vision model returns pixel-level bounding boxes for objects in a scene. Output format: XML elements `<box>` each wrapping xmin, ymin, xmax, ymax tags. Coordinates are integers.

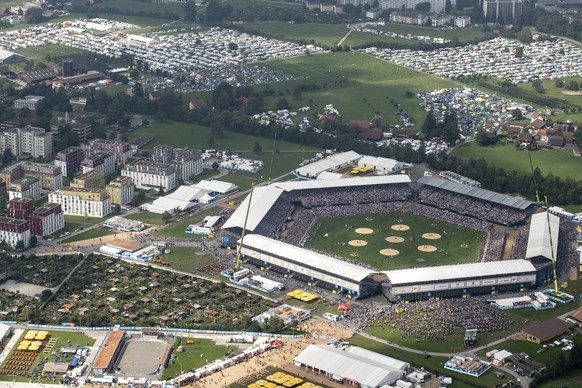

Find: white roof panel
<box><xmin>295</xmin><ymin>151</ymin><xmax>361</xmax><ymax>177</ymax></box>
<box><xmin>384</xmin><ymin>259</ymin><xmax>537</xmax><ymax>286</ymax></box>
<box><xmin>194</xmin><ymin>180</ymin><xmax>238</xmax><ymax>194</ymax></box>
<box><xmin>221</xmin><ymin>186</ymin><xmax>284</xmax><ymax>232</ymax></box>
<box><xmin>276</xmin><ymin>175</ymin><xmax>411</xmax><ymax>191</ymax></box>
<box><xmin>316</xmin><ymin>171</ymin><xmax>344</xmax><ymax>180</ymax></box>
<box><xmin>241</xmin><ymin>234</ymin><xmax>375</xmax><ymax>282</ymax></box>
<box><xmin>167</xmin><ymin>186</ymin><xmax>205</xmax><ymax>201</ymax></box>
<box><xmin>526</xmin><ymin>212</ymin><xmax>560</xmax><ymax>260</ymax></box>
<box><xmin>293</xmin><ymin>345</ymin><xmax>405</xmax><ymax>387</ymax></box>
<box><xmin>358</xmin><ymin>155</ymin><xmax>402</xmax><ymax>170</ymax></box>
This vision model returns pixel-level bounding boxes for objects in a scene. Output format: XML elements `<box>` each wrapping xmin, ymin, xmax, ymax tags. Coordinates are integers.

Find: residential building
<box><xmin>380</xmin><ymin>0</ymin><xmax>450</xmax><ymax>14</ymax></box>
<box><xmin>81</xmin><ymin>152</ymin><xmax>115</xmax><ymax>176</ymax></box>
<box><xmin>122</xmin><ymin>159</ymin><xmax>176</xmax><ymax>191</ymax></box>
<box><xmin>153</xmin><ymin>145</ymin><xmax>202</xmax><ymax>181</ymax></box>
<box><xmin>7</xmin><ymin>198</ymin><xmax>34</xmax><ymax>220</ymax></box>
<box><xmin>48</xmin><ymin>188</ymin><xmax>111</xmax><ymax>217</ymax></box>
<box><xmin>13</xmin><ymin>95</ymin><xmax>44</xmax><ymax>110</ymax></box>
<box><xmin>70</xmin><ymin>123</ymin><xmax>92</xmax><ymax>141</ymax></box>
<box><xmin>389</xmin><ymin>10</ymin><xmax>430</xmax><ymax>25</ymax></box>
<box><xmin>0</xmin><ymin>217</ymin><xmax>30</xmax><ymax>249</ymax></box>
<box><xmin>29</xmin><ymin>203</ymin><xmax>65</xmax><ymax>236</ymax></box>
<box><xmin>432</xmin><ymin>14</ymin><xmax>453</xmax><ymax>26</ymax></box>
<box><xmin>454</xmin><ymin>15</ymin><xmax>471</xmax><ymax>27</ymax></box>
<box><xmin>69</xmin><ymin>97</ymin><xmax>87</xmax><ymax>111</ymax></box>
<box><xmin>70</xmin><ymin>170</ymin><xmax>105</xmax><ymax>189</ymax></box>
<box><xmin>54</xmin><ymin>146</ymin><xmax>85</xmax><ymax>177</ymax></box>
<box><xmin>106</xmin><ymin>176</ymin><xmax>135</xmax><ymax>206</ymax></box>
<box><xmin>8</xmin><ymin>176</ymin><xmax>41</xmax><ymax>200</ymax></box>
<box><xmin>82</xmin><ymin>139</ymin><xmax>133</xmax><ymax>166</ymax></box>
<box><xmin>0</xmin><ymin>126</ymin><xmax>52</xmax><ymax>159</ymax></box>
<box><xmin>0</xmin><ymin>162</ymin><xmax>63</xmax><ymax>190</ymax></box>
<box><xmin>483</xmin><ymin>0</ymin><xmax>523</xmax><ymax>22</ymax></box>
<box><xmin>366</xmin><ymin>8</ymin><xmax>382</xmax><ymax>18</ymax></box>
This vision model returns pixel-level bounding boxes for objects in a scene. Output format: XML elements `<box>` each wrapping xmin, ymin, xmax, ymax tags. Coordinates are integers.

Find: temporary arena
<box><xmin>222</xmin><ymin>172</ymin><xmax>563</xmax><ymax>301</ymax></box>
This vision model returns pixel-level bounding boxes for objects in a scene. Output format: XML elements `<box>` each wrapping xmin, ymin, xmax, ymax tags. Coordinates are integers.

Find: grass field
<box><xmin>243</xmin><ymin>22</ymin><xmax>348</xmax><ymax>47</ymax></box>
<box><xmin>125</xmin><ymin>212</ymin><xmax>165</xmax><ymax>225</ymax></box>
<box><xmin>153</xmin><ymin>206</ymin><xmax>222</xmax><ymax>238</ymax></box>
<box><xmin>128</xmin><ymin>121</ymin><xmax>320</xmax><ymax>181</ymax></box>
<box><xmin>162</xmin><ymin>338</ymin><xmax>228</xmax><ymax>379</ymax></box>
<box><xmin>370</xmin><ymin>23</ymin><xmax>486</xmax><ymax>42</ymax></box>
<box><xmin>260</xmin><ymin>52</ymin><xmax>458</xmax><ymax>126</ymax></box>
<box><xmin>165</xmin><ymin>246</ymin><xmax>216</xmax><ymax>273</ymax></box>
<box><xmin>307</xmin><ymin>212</ymin><xmax>482</xmax><ymax>270</ymax></box>
<box><xmin>61</xmin><ymin>227</ymin><xmax>115</xmax><ymax>243</ymax></box>
<box><xmin>452</xmin><ymin>142</ymin><xmax>582</xmax><ymax>181</ymax></box>
<box><xmin>93</xmin><ymin>0</ymin><xmax>186</xmax><ymax>18</ymax></box>
<box><xmin>14</xmin><ymin>44</ymin><xmax>87</xmax><ymax>62</ymax></box>
<box><xmin>52</xmin><ymin>215</ymin><xmax>107</xmax><ymax>238</ymax></box>
<box><xmin>348</xmin><ymin>335</ymin><xmax>513</xmax><ymax>388</ymax></box>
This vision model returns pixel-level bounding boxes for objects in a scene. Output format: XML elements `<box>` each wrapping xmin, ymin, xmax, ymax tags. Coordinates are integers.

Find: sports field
<box><xmin>307</xmin><ymin>212</ymin><xmax>482</xmax><ymax>270</ymax></box>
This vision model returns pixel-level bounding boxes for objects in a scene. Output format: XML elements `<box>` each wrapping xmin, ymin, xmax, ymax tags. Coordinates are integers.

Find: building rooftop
<box><xmin>57</xmin><ymin>187</ymin><xmax>106</xmax><ymax>194</ymax></box>
<box><xmin>0</xmin><ymin>216</ymin><xmax>28</xmax><ymax>226</ymax></box>
<box><xmin>525</xmin><ymin>318</ymin><xmax>572</xmax><ymax>341</ymax></box>
<box><xmin>32</xmin><ymin>203</ymin><xmax>61</xmax><ymax>215</ymax></box>
<box><xmin>11</xmin><ymin>176</ymin><xmax>39</xmax><ymax>187</ymax></box>
<box><xmin>93</xmin><ymin>330</ymin><xmax>125</xmax><ymax>370</ymax></box>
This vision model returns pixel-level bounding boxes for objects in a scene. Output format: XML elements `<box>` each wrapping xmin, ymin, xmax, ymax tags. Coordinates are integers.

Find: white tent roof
<box><xmin>0</xmin><ymin>323</ymin><xmax>10</xmax><ymax>340</ymax></box>
<box><xmin>194</xmin><ymin>180</ymin><xmax>238</xmax><ymax>194</ymax></box>
<box><xmin>295</xmin><ymin>151</ymin><xmax>361</xmax><ymax>178</ymax></box>
<box><xmin>293</xmin><ymin>345</ymin><xmax>405</xmax><ymax>387</ymax></box>
<box><xmin>240</xmin><ymin>234</ymin><xmax>375</xmax><ymax>283</ymax></box>
<box><xmin>221</xmin><ymin>186</ymin><xmax>284</xmax><ymax>231</ymax></box>
<box><xmin>526</xmin><ymin>212</ymin><xmax>560</xmax><ymax>260</ymax></box>
<box><xmin>317</xmin><ymin>171</ymin><xmax>344</xmax><ymax>180</ymax></box>
<box><xmin>167</xmin><ymin>186</ymin><xmax>205</xmax><ymax>202</ymax></box>
<box><xmin>383</xmin><ymin>259</ymin><xmax>537</xmax><ymax>286</ymax></box>
<box><xmin>146</xmin><ymin>197</ymin><xmax>196</xmax><ymax>214</ymax></box>
<box><xmin>222</xmin><ymin>175</ymin><xmax>411</xmax><ymax>232</ymax></box>
<box><xmin>345</xmin><ymin>346</ymin><xmax>409</xmax><ymax>370</ymax></box>
<box><xmin>358</xmin><ymin>155</ymin><xmax>403</xmax><ymax>171</ymax></box>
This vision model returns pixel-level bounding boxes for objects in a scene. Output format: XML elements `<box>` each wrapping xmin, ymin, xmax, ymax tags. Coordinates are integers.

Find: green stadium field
<box><xmin>306</xmin><ymin>212</ymin><xmax>483</xmax><ymax>270</ymax></box>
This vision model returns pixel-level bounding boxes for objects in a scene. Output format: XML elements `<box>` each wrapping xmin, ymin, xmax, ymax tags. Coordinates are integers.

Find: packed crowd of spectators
<box><xmin>480</xmin><ymin>231</ymin><xmax>506</xmax><ymax>262</ymax></box>
<box><xmin>510</xmin><ymin>224</ymin><xmax>530</xmax><ymax>260</ymax></box>
<box><xmin>344</xmin><ymin>297</ymin><xmax>521</xmax><ymax>341</ymax></box>
<box><xmin>296</xmin><ymin>184</ymin><xmax>411</xmax><ymax>208</ymax></box>
<box><xmin>406</xmin><ymin>202</ymin><xmax>493</xmax><ymax>231</ymax></box>
<box><xmin>418</xmin><ymin>186</ymin><xmax>532</xmax><ymax>226</ymax></box>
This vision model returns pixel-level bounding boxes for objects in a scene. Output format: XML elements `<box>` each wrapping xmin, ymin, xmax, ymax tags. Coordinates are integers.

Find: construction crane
<box><xmin>152</xmin><ymin>246</ymin><xmax>168</xmax><ymax>266</ymax></box>
<box><xmin>234</xmin><ymin>183</ymin><xmax>255</xmax><ymax>270</ymax></box>
<box><xmin>528</xmin><ymin>151</ymin><xmax>559</xmax><ymax>294</ymax></box>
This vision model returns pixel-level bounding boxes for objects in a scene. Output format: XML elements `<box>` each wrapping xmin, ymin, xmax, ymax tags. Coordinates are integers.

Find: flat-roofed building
<box><xmin>7</xmin><ymin>198</ymin><xmax>34</xmax><ymax>220</ymax></box>
<box><xmin>29</xmin><ymin>203</ymin><xmax>64</xmax><ymax>236</ymax></box>
<box><xmin>8</xmin><ymin>176</ymin><xmax>41</xmax><ymax>201</ymax></box>
<box><xmin>0</xmin><ymin>126</ymin><xmax>52</xmax><ymax>158</ymax></box>
<box><xmin>70</xmin><ymin>170</ymin><xmax>105</xmax><ymax>189</ymax></box>
<box><xmin>82</xmin><ymin>139</ymin><xmax>132</xmax><ymax>166</ymax></box>
<box><xmin>70</xmin><ymin>123</ymin><xmax>92</xmax><ymax>141</ymax></box>
<box><xmin>81</xmin><ymin>152</ymin><xmax>115</xmax><ymax>176</ymax></box>
<box><xmin>92</xmin><ymin>330</ymin><xmax>126</xmax><ymax>375</ymax></box>
<box><xmin>55</xmin><ymin>146</ymin><xmax>84</xmax><ymax>177</ymax></box>
<box><xmin>122</xmin><ymin>159</ymin><xmax>176</xmax><ymax>191</ymax></box>
<box><xmin>0</xmin><ymin>217</ymin><xmax>30</xmax><ymax>248</ymax></box>
<box><xmin>106</xmin><ymin>176</ymin><xmax>134</xmax><ymax>206</ymax></box>
<box><xmin>153</xmin><ymin>145</ymin><xmax>202</xmax><ymax>181</ymax></box>
<box><xmin>13</xmin><ymin>95</ymin><xmax>44</xmax><ymax>111</ymax></box>
<box><xmin>48</xmin><ymin>187</ymin><xmax>111</xmax><ymax>217</ymax></box>
<box><xmin>0</xmin><ymin>162</ymin><xmax>63</xmax><ymax>190</ymax></box>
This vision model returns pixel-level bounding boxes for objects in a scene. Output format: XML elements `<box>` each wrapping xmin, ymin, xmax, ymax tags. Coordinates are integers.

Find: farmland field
<box><xmin>93</xmin><ymin>0</ymin><xmax>186</xmax><ymax>18</ymax></box>
<box><xmin>307</xmin><ymin>212</ymin><xmax>482</xmax><ymax>270</ymax></box>
<box><xmin>242</xmin><ymin>21</ymin><xmax>348</xmax><ymax>47</ymax></box>
<box><xmin>452</xmin><ymin>142</ymin><xmax>582</xmax><ymax>181</ymax></box>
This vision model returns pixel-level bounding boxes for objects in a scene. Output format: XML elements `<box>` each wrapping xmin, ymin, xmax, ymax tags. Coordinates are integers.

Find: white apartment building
<box><xmin>48</xmin><ymin>188</ymin><xmax>112</xmax><ymax>218</ymax></box>
<box><xmin>122</xmin><ymin>160</ymin><xmax>176</xmax><ymax>191</ymax></box>
<box><xmin>81</xmin><ymin>152</ymin><xmax>116</xmax><ymax>175</ymax></box>
<box><xmin>0</xmin><ymin>217</ymin><xmax>30</xmax><ymax>249</ymax></box>
<box><xmin>0</xmin><ymin>126</ymin><xmax>52</xmax><ymax>159</ymax></box>
<box><xmin>8</xmin><ymin>176</ymin><xmax>41</xmax><ymax>201</ymax></box>
<box><xmin>379</xmin><ymin>0</ymin><xmax>452</xmax><ymax>14</ymax></box>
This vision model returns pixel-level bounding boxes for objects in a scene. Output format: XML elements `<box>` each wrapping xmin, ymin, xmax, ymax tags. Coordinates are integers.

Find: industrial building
<box><xmin>0</xmin><ymin>48</ymin><xmax>25</xmax><ymax>64</ymax></box>
<box><xmin>48</xmin><ymin>187</ymin><xmax>111</xmax><ymax>217</ymax></box>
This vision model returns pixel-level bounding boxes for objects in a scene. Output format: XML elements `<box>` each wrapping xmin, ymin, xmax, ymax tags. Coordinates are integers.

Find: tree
<box><xmin>445</xmin><ymin>0</ymin><xmax>453</xmax><ymax>13</ymax></box>
<box><xmin>161</xmin><ymin>211</ymin><xmax>172</xmax><ymax>223</ymax></box>
<box><xmin>15</xmin><ymin>240</ymin><xmax>24</xmax><ymax>250</ymax></box>
<box><xmin>211</xmin><ymin>161</ymin><xmax>219</xmax><ymax>170</ymax></box>
<box><xmin>25</xmin><ymin>7</ymin><xmax>44</xmax><ymax>24</ymax></box>
<box><xmin>0</xmin><ymin>196</ymin><xmax>6</xmax><ymax>211</ymax></box>
<box><xmin>414</xmin><ymin>2</ymin><xmax>431</xmax><ymax>11</ymax></box>
<box><xmin>211</xmin><ymin>82</ymin><xmax>235</xmax><ymax>110</ymax></box>
<box><xmin>277</xmin><ymin>98</ymin><xmax>289</xmax><ymax>110</ymax></box>
<box><xmin>253</xmin><ymin>141</ymin><xmax>263</xmax><ymax>154</ymax></box>
<box><xmin>158</xmin><ymin>186</ymin><xmax>165</xmax><ymax>196</ymax></box>
<box><xmin>574</xmin><ymin>127</ymin><xmax>582</xmax><ymax>146</ymax></box>
<box><xmin>184</xmin><ymin>0</ymin><xmax>197</xmax><ymax>23</ymax></box>
<box><xmin>515</xmin><ymin>46</ymin><xmax>524</xmax><ymax>58</ymax></box>
<box><xmin>29</xmin><ymin>235</ymin><xmax>37</xmax><ymax>247</ymax></box>
<box><xmin>554</xmin><ymin>79</ymin><xmax>564</xmax><ymax>88</ymax></box>
<box><xmin>516</xmin><ymin>28</ymin><xmax>532</xmax><ymax>44</ymax></box>
<box><xmin>228</xmin><ymin>42</ymin><xmax>238</xmax><ymax>51</ymax></box>
<box><xmin>2</xmin><ymin>148</ymin><xmax>15</xmax><ymax>165</ymax></box>
<box><xmin>113</xmin><ymin>204</ymin><xmax>121</xmax><ymax>213</ymax></box>
<box><xmin>532</xmin><ymin>79</ymin><xmax>545</xmax><ymax>94</ymax></box>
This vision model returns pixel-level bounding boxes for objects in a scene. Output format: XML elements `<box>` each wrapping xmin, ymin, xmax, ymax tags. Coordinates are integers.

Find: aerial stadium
<box><xmin>222</xmin><ymin>153</ymin><xmax>563</xmax><ymax>302</ymax></box>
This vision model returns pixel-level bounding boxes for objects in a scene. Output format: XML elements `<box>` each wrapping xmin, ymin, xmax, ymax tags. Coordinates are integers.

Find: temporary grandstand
<box><xmin>526</xmin><ymin>212</ymin><xmax>560</xmax><ymax>261</ymax></box>
<box><xmin>382</xmin><ymin>260</ymin><xmax>538</xmax><ymax>301</ymax></box>
<box><xmin>222</xmin><ymin>175</ymin><xmax>411</xmax><ymax>235</ymax></box>
<box><xmin>293</xmin><ymin>344</ymin><xmax>407</xmax><ymax>386</ymax></box>
<box><xmin>294</xmin><ymin>150</ymin><xmax>361</xmax><ymax>179</ymax></box>
<box><xmin>418</xmin><ymin>175</ymin><xmax>534</xmax><ymax>210</ymax></box>
<box><xmin>238</xmin><ymin>234</ymin><xmax>383</xmax><ymax>297</ymax></box>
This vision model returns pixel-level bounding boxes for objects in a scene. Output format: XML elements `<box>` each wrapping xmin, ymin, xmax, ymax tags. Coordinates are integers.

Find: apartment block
<box><xmin>13</xmin><ymin>95</ymin><xmax>44</xmax><ymax>110</ymax></box>
<box><xmin>106</xmin><ymin>176</ymin><xmax>135</xmax><ymax>206</ymax></box>
<box><xmin>29</xmin><ymin>203</ymin><xmax>65</xmax><ymax>236</ymax></box>
<box><xmin>0</xmin><ymin>217</ymin><xmax>30</xmax><ymax>249</ymax></box>
<box><xmin>82</xmin><ymin>139</ymin><xmax>132</xmax><ymax>166</ymax></box>
<box><xmin>55</xmin><ymin>146</ymin><xmax>85</xmax><ymax>177</ymax></box>
<box><xmin>153</xmin><ymin>145</ymin><xmax>202</xmax><ymax>181</ymax></box>
<box><xmin>122</xmin><ymin>159</ymin><xmax>176</xmax><ymax>191</ymax></box>
<box><xmin>7</xmin><ymin>198</ymin><xmax>34</xmax><ymax>220</ymax></box>
<box><xmin>0</xmin><ymin>126</ymin><xmax>52</xmax><ymax>159</ymax></box>
<box><xmin>8</xmin><ymin>176</ymin><xmax>41</xmax><ymax>200</ymax></box>
<box><xmin>48</xmin><ymin>188</ymin><xmax>111</xmax><ymax>217</ymax></box>
<box><xmin>70</xmin><ymin>170</ymin><xmax>105</xmax><ymax>189</ymax></box>
<box><xmin>81</xmin><ymin>152</ymin><xmax>115</xmax><ymax>176</ymax></box>
<box><xmin>0</xmin><ymin>162</ymin><xmax>63</xmax><ymax>190</ymax></box>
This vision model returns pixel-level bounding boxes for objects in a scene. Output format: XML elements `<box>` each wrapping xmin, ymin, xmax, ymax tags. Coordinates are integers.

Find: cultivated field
<box><xmin>307</xmin><ymin>212</ymin><xmax>482</xmax><ymax>270</ymax></box>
